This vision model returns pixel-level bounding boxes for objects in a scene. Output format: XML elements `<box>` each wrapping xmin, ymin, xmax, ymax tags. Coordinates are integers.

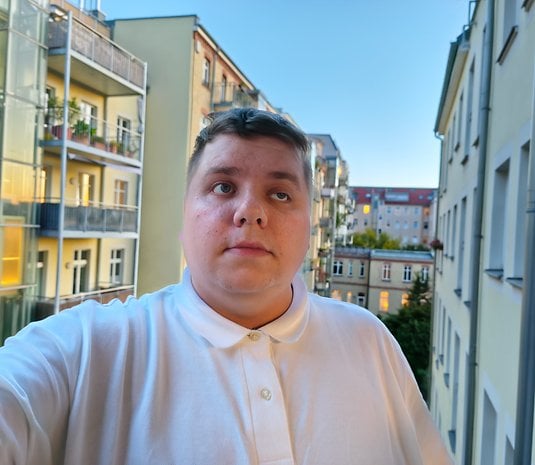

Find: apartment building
<box><xmin>307</xmin><ymin>134</ymin><xmax>354</xmax><ymax>295</ymax></box>
<box><xmin>0</xmin><ymin>0</ymin><xmax>146</xmax><ymax>342</ymax></box>
<box><xmin>351</xmin><ymin>186</ymin><xmax>436</xmax><ymax>246</ymax></box>
<box><xmin>331</xmin><ymin>247</ymin><xmax>433</xmax><ymax>315</ymax></box>
<box><xmin>0</xmin><ymin>0</ymin><xmax>49</xmax><ymax>342</ymax></box>
<box><xmin>35</xmin><ymin>2</ymin><xmax>146</xmax><ymax>319</ymax></box>
<box><xmin>111</xmin><ymin>16</ymin><xmax>297</xmax><ymax>295</ymax></box>
<box><xmin>432</xmin><ymin>1</ymin><xmax>535</xmax><ymax>463</ymax></box>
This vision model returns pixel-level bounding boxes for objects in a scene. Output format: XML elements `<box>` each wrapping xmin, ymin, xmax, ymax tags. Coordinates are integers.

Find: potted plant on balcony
<box><xmin>72</xmin><ymin>119</ymin><xmax>91</xmax><ymax>144</ymax></box>
<box><xmin>92</xmin><ymin>135</ymin><xmax>106</xmax><ymax>150</ymax></box>
<box><xmin>50</xmin><ymin>97</ymin><xmax>82</xmax><ymax>140</ymax></box>
<box><xmin>107</xmin><ymin>140</ymin><xmax>118</xmax><ymax>153</ymax></box>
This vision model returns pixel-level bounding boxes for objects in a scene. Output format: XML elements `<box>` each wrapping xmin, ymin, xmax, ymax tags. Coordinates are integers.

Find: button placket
<box><xmin>241</xmin><ymin>335</ymin><xmax>294</xmax><ymax>464</ymax></box>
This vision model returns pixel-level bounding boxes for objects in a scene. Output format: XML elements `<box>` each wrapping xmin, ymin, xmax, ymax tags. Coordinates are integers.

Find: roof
<box><xmin>370</xmin><ymin>249</ymin><xmax>434</xmax><ymax>262</ymax></box>
<box><xmin>350</xmin><ymin>186</ymin><xmax>436</xmax><ymax>206</ymax></box>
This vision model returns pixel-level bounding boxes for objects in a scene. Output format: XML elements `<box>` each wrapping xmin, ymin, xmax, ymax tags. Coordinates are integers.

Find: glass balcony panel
<box><xmin>39</xmin><ymin>202</ymin><xmax>138</xmax><ymax>234</ymax></box>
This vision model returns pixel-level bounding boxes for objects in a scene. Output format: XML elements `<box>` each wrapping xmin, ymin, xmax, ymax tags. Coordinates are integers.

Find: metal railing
<box><xmin>48</xmin><ymin>13</ymin><xmax>145</xmax><ymax>89</ymax></box>
<box><xmin>44</xmin><ymin>107</ymin><xmax>142</xmax><ymax>160</ymax></box>
<box><xmin>38</xmin><ymin>201</ymin><xmax>138</xmax><ymax>234</ymax></box>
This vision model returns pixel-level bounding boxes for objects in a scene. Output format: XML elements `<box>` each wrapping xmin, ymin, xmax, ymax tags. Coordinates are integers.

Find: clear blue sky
<box><xmin>101</xmin><ymin>0</ymin><xmax>469</xmax><ymax>187</ymax></box>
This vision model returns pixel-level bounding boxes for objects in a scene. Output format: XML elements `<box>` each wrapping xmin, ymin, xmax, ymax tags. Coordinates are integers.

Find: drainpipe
<box><xmin>464</xmin><ymin>1</ymin><xmax>494</xmax><ymax>463</ymax></box>
<box><xmin>133</xmin><ymin>64</ymin><xmax>148</xmax><ymax>297</ymax></box>
<box><xmin>430</xmin><ymin>132</ymin><xmax>443</xmax><ymax>405</ymax></box>
<box><xmin>513</xmin><ymin>57</ymin><xmax>535</xmax><ymax>465</ymax></box>
<box><xmin>53</xmin><ymin>10</ymin><xmax>73</xmax><ymax>315</ymax></box>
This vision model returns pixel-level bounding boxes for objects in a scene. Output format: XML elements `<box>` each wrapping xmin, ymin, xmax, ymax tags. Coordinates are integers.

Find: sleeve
<box><xmin>0</xmin><ymin>308</ymin><xmax>86</xmax><ymax>465</ymax></box>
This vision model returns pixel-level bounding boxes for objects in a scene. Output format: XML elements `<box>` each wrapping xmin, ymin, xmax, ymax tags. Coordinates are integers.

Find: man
<box><xmin>0</xmin><ymin>108</ymin><xmax>452</xmax><ymax>464</ymax></box>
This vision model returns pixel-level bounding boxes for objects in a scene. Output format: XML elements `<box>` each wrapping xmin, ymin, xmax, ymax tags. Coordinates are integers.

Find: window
<box><xmin>456</xmin><ymin>93</ymin><xmax>463</xmax><ymax>151</ymax></box>
<box><xmin>413</xmin><ymin>221</ymin><xmax>419</xmax><ymax>229</ymax></box>
<box><xmin>359</xmin><ymin>261</ymin><xmax>365</xmax><ymax>278</ymax></box>
<box><xmin>114</xmin><ymin>180</ymin><xmax>128</xmax><ymax>207</ymax></box>
<box><xmin>489</xmin><ymin>159</ymin><xmax>510</xmax><ymax>270</ymax></box>
<box><xmin>37</xmin><ymin>166</ymin><xmax>51</xmax><ymax>202</ymax></box>
<box><xmin>481</xmin><ymin>392</ymin><xmax>497</xmax><ymax>465</ymax></box>
<box><xmin>346</xmin><ymin>291</ymin><xmax>353</xmax><ymax>303</ymax></box>
<box><xmin>36</xmin><ymin>250</ymin><xmax>47</xmax><ymax>298</ymax></box>
<box><xmin>464</xmin><ymin>59</ymin><xmax>475</xmax><ymax>158</ymax></box>
<box><xmin>202</xmin><ymin>57</ymin><xmax>211</xmax><ymax>85</ymax></box>
<box><xmin>110</xmin><ymin>249</ymin><xmax>124</xmax><ymax>285</ymax></box>
<box><xmin>333</xmin><ymin>260</ymin><xmax>343</xmax><ymax>276</ymax></box>
<box><xmin>117</xmin><ymin>116</ymin><xmax>131</xmax><ymax>154</ymax></box>
<box><xmin>514</xmin><ymin>143</ymin><xmax>529</xmax><ymax>277</ymax></box>
<box><xmin>403</xmin><ymin>265</ymin><xmax>412</xmax><ymax>282</ymax></box>
<box><xmin>347</xmin><ymin>260</ymin><xmax>353</xmax><ymax>277</ymax></box>
<box><xmin>79</xmin><ymin>101</ymin><xmax>97</xmax><ymax>132</ymax></box>
<box><xmin>382</xmin><ymin>263</ymin><xmax>391</xmax><ymax>281</ymax></box>
<box><xmin>0</xmin><ymin>220</ymin><xmax>24</xmax><ymax>286</ymax></box>
<box><xmin>72</xmin><ymin>249</ymin><xmax>90</xmax><ymax>294</ymax></box>
<box><xmin>221</xmin><ymin>74</ymin><xmax>227</xmax><ymax>101</ymax></box>
<box><xmin>401</xmin><ymin>293</ymin><xmax>409</xmax><ymax>307</ymax></box>
<box><xmin>78</xmin><ymin>173</ymin><xmax>95</xmax><ymax>206</ymax></box>
<box><xmin>357</xmin><ymin>292</ymin><xmax>366</xmax><ymax>307</ymax></box>
<box><xmin>421</xmin><ymin>266</ymin><xmax>430</xmax><ymax>282</ymax></box>
<box><xmin>379</xmin><ymin>291</ymin><xmax>389</xmax><ymax>312</ymax></box>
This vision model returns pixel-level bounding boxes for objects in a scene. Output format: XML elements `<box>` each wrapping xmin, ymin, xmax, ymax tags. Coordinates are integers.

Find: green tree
<box><xmin>378</xmin><ymin>273</ymin><xmax>432</xmax><ymax>400</ymax></box>
<box><xmin>351</xmin><ymin>228</ymin><xmax>401</xmax><ymax>249</ymax></box>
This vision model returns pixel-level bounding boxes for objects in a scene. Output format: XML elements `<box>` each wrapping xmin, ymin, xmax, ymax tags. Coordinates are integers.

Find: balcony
<box><xmin>42</xmin><ymin>107</ymin><xmax>142</xmax><ymax>168</ymax></box>
<box><xmin>47</xmin><ymin>12</ymin><xmax>146</xmax><ymax>96</ymax></box>
<box><xmin>320</xmin><ymin>217</ymin><xmax>333</xmax><ymax>228</ymax></box>
<box><xmin>212</xmin><ymin>83</ymin><xmax>259</xmax><ymax>111</ymax></box>
<box><xmin>35</xmin><ymin>285</ymin><xmax>134</xmax><ymax>318</ymax></box>
<box><xmin>38</xmin><ymin>201</ymin><xmax>138</xmax><ymax>238</ymax></box>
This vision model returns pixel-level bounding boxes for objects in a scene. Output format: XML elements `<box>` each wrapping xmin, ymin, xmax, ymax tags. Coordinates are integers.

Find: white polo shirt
<box><xmin>0</xmin><ymin>269</ymin><xmax>452</xmax><ymax>465</ymax></box>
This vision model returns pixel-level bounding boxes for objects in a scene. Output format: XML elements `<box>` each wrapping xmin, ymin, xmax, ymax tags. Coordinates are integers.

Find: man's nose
<box><xmin>233</xmin><ymin>195</ymin><xmax>267</xmax><ymax>227</ymax></box>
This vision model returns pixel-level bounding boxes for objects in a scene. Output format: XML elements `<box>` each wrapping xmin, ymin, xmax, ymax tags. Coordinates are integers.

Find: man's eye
<box><xmin>212</xmin><ymin>183</ymin><xmax>233</xmax><ymax>194</ymax></box>
<box><xmin>271</xmin><ymin>192</ymin><xmax>290</xmax><ymax>201</ymax></box>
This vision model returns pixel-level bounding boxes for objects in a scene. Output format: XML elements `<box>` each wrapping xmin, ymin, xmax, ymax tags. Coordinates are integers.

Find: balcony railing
<box><xmin>35</xmin><ymin>285</ymin><xmax>134</xmax><ymax>318</ymax></box>
<box><xmin>43</xmin><ymin>107</ymin><xmax>141</xmax><ymax>161</ymax></box>
<box><xmin>48</xmin><ymin>14</ymin><xmax>145</xmax><ymax>89</ymax></box>
<box><xmin>38</xmin><ymin>201</ymin><xmax>138</xmax><ymax>234</ymax></box>
<box><xmin>212</xmin><ymin>82</ymin><xmax>259</xmax><ymax>111</ymax></box>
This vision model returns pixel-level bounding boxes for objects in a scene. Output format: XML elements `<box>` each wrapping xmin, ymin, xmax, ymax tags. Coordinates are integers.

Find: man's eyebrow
<box><xmin>205</xmin><ymin>166</ymin><xmax>240</xmax><ymax>176</ymax></box>
<box><xmin>269</xmin><ymin>171</ymin><xmax>301</xmax><ymax>187</ymax></box>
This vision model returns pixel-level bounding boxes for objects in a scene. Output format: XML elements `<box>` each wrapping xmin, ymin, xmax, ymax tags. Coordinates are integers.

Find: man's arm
<box><xmin>0</xmin><ymin>316</ymin><xmax>79</xmax><ymax>465</ymax></box>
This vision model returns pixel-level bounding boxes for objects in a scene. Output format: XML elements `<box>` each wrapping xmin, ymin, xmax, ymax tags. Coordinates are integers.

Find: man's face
<box><xmin>182</xmin><ymin>133</ymin><xmax>311</xmax><ymax>314</ymax></box>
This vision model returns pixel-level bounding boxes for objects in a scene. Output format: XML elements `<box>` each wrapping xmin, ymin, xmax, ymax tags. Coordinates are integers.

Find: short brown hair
<box><xmin>187</xmin><ymin>108</ymin><xmax>311</xmax><ymax>193</ymax></box>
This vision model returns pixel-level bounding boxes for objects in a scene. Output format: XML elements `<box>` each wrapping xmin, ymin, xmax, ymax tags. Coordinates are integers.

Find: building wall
<box><xmin>351</xmin><ymin>187</ymin><xmax>436</xmax><ymax>245</ymax></box>
<box><xmin>112</xmin><ymin>16</ymin><xmax>197</xmax><ymax>294</ymax></box>
<box><xmin>330</xmin><ymin>248</ymin><xmax>433</xmax><ymax>315</ymax></box>
<box><xmin>432</xmin><ymin>1</ymin><xmax>535</xmax><ymax>463</ymax></box>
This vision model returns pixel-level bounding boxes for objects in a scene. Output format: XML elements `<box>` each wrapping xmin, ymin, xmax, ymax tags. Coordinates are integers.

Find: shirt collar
<box><xmin>175</xmin><ymin>268</ymin><xmax>309</xmax><ymax>349</ymax></box>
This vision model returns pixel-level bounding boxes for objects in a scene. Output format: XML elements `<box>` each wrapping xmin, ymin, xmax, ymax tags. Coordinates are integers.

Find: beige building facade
<box><xmin>351</xmin><ymin>186</ymin><xmax>436</xmax><ymax>246</ymax></box>
<box><xmin>331</xmin><ymin>248</ymin><xmax>433</xmax><ymax>315</ymax></box>
<box><xmin>35</xmin><ymin>2</ymin><xmax>146</xmax><ymax>317</ymax></box>
<box><xmin>432</xmin><ymin>1</ymin><xmax>535</xmax><ymax>463</ymax></box>
<box><xmin>112</xmin><ymin>16</ymin><xmax>290</xmax><ymax>295</ymax></box>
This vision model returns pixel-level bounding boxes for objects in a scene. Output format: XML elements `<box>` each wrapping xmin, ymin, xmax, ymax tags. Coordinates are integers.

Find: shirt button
<box><xmin>248</xmin><ymin>332</ymin><xmax>260</xmax><ymax>342</ymax></box>
<box><xmin>260</xmin><ymin>388</ymin><xmax>272</xmax><ymax>401</ymax></box>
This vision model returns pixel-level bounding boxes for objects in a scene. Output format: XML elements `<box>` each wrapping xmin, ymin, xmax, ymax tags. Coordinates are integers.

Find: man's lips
<box><xmin>225</xmin><ymin>241</ymin><xmax>272</xmax><ymax>256</ymax></box>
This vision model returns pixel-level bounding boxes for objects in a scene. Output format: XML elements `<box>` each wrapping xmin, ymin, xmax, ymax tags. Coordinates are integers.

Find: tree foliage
<box><xmin>351</xmin><ymin>228</ymin><xmax>401</xmax><ymax>249</ymax></box>
<box><xmin>378</xmin><ymin>273</ymin><xmax>432</xmax><ymax>400</ymax></box>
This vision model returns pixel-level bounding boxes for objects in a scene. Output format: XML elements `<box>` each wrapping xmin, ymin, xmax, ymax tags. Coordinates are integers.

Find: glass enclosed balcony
<box><xmin>38</xmin><ymin>201</ymin><xmax>138</xmax><ymax>237</ymax></box>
